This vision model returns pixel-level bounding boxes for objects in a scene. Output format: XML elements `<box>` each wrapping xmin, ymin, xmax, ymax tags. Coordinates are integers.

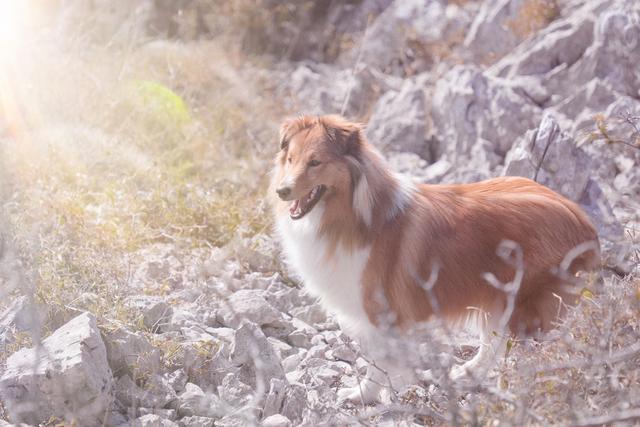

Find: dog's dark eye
<box><xmin>288</xmin><ymin>157</ymin><xmax>292</xmax><ymax>163</ymax></box>
<box><xmin>308</xmin><ymin>159</ymin><xmax>321</xmax><ymax>167</ymax></box>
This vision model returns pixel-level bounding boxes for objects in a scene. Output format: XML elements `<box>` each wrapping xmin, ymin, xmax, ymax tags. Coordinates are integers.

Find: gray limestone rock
<box><xmin>0</xmin><ymin>312</ymin><xmax>113</xmax><ymax>426</ymax></box>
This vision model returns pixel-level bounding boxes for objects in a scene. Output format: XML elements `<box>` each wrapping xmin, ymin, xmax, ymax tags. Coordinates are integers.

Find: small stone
<box><xmin>220</xmin><ymin>289</ymin><xmax>282</xmax><ymax>328</ymax></box>
<box><xmin>125</xmin><ymin>296</ymin><xmax>173</xmax><ymax>332</ymax></box>
<box><xmin>281</xmin><ymin>383</ymin><xmax>307</xmax><ymax>424</ymax></box>
<box><xmin>314</xmin><ymin>319</ymin><xmax>340</xmax><ymax>332</ymax></box>
<box><xmin>0</xmin><ymin>421</ymin><xmax>39</xmax><ymax>427</ymax></box>
<box><xmin>131</xmin><ymin>414</ymin><xmax>178</xmax><ymax>427</ymax></box>
<box><xmin>165</xmin><ymin>308</ymin><xmax>200</xmax><ymax>332</ymax></box>
<box><xmin>138</xmin><ymin>407</ymin><xmax>177</xmax><ymax>420</ymax></box>
<box><xmin>206</xmin><ymin>327</ymin><xmax>235</xmax><ymax>344</ymax></box>
<box><xmin>356</xmin><ymin>357</ymin><xmax>369</xmax><ymax>371</ymax></box>
<box><xmin>103</xmin><ymin>326</ymin><xmax>161</xmax><ymax>378</ymax></box>
<box><xmin>215</xmin><ymin>415</ymin><xmax>245</xmax><ymax>427</ymax></box>
<box><xmin>289</xmin><ymin>304</ymin><xmax>327</xmax><ymax>326</ymax></box>
<box><xmin>304</xmin><ymin>344</ymin><xmax>329</xmax><ymax>361</ymax></box>
<box><xmin>163</xmin><ymin>369</ymin><xmax>188</xmax><ymax>393</ymax></box>
<box><xmin>422</xmin><ymin>159</ymin><xmax>452</xmax><ymax>183</ymax></box>
<box><xmin>106</xmin><ymin>407</ymin><xmax>129</xmax><ymax>427</ymax></box>
<box><xmin>287</xmin><ymin>330</ymin><xmax>312</xmax><ymax>349</ymax></box>
<box><xmin>262</xmin><ymin>414</ymin><xmax>292</xmax><ymax>427</ymax></box>
<box><xmin>230</xmin><ymin>323</ymin><xmax>285</xmax><ymax>388</ymax></box>
<box><xmin>262</xmin><ymin>378</ymin><xmax>287</xmax><ymax>418</ymax></box>
<box><xmin>282</xmin><ymin>351</ymin><xmax>306</xmax><ymax>374</ymax></box>
<box><xmin>217</xmin><ymin>373</ymin><xmax>252</xmax><ymax>407</ymax></box>
<box><xmin>176</xmin><ymin>383</ymin><xmax>222</xmax><ymax>418</ymax></box>
<box><xmin>310</xmin><ymin>334</ymin><xmax>326</xmax><ymax>347</ymax></box>
<box><xmin>327</xmin><ymin>344</ymin><xmax>357</xmax><ymax>363</ymax></box>
<box><xmin>131</xmin><ymin>244</ymin><xmax>183</xmax><ymax>290</ymax></box>
<box><xmin>267</xmin><ymin>337</ymin><xmax>294</xmax><ymax>359</ymax></box>
<box><xmin>614</xmin><ymin>167</ymin><xmax>640</xmax><ymax>197</ymax></box>
<box><xmin>261</xmin><ymin>320</ymin><xmax>295</xmax><ymax>342</ymax></box>
<box><xmin>178</xmin><ymin>416</ymin><xmax>215</xmax><ymax>427</ymax></box>
<box><xmin>310</xmin><ymin>366</ymin><xmax>341</xmax><ymax>386</ymax></box>
<box><xmin>285</xmin><ymin>369</ymin><xmax>304</xmax><ymax>385</ymax></box>
<box><xmin>115</xmin><ymin>374</ymin><xmax>176</xmax><ymax>409</ymax></box>
<box><xmin>171</xmin><ymin>330</ymin><xmax>231</xmax><ymax>388</ymax></box>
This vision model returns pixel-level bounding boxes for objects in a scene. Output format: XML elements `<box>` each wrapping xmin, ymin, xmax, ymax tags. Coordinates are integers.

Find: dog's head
<box><xmin>272</xmin><ymin>115</ymin><xmax>364</xmax><ymax>220</ymax></box>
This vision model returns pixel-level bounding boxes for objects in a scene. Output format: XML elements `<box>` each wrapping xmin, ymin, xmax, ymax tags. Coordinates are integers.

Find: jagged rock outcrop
<box><xmin>431</xmin><ymin>64</ymin><xmax>541</xmax><ymax>161</ymax></box>
<box><xmin>348</xmin><ymin>0</ymin><xmax>474</xmax><ymax>75</ymax></box>
<box><xmin>366</xmin><ymin>78</ymin><xmax>432</xmax><ymax>160</ymax></box>
<box><xmin>504</xmin><ymin>113</ymin><xmax>592</xmax><ymax>201</ymax></box>
<box><xmin>465</xmin><ymin>0</ymin><xmax>559</xmax><ymax>63</ymax></box>
<box><xmin>502</xmin><ymin>113</ymin><xmax>630</xmax><ymax>257</ymax></box>
<box><xmin>283</xmin><ymin>63</ymin><xmax>383</xmax><ymax>118</ymax></box>
<box><xmin>490</xmin><ymin>0</ymin><xmax>640</xmax><ymax>105</ymax></box>
<box><xmin>0</xmin><ymin>312</ymin><xmax>113</xmax><ymax>426</ymax></box>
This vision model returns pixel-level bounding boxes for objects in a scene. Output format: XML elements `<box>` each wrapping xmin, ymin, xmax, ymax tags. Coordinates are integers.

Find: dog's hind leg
<box><xmin>450</xmin><ymin>306</ymin><xmax>508</xmax><ymax>381</ymax></box>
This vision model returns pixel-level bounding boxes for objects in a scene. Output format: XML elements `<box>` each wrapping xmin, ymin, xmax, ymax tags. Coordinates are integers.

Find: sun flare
<box><xmin>0</xmin><ymin>1</ymin><xmax>29</xmax><ymax>49</ymax></box>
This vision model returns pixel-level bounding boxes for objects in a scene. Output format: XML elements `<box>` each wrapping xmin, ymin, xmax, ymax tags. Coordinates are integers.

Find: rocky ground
<box><xmin>1</xmin><ymin>0</ymin><xmax>640</xmax><ymax>426</ymax></box>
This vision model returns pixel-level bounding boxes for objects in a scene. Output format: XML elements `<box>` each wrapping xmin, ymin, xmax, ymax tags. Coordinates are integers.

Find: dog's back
<box><xmin>361</xmin><ymin>176</ymin><xmax>600</xmax><ymax>336</ymax></box>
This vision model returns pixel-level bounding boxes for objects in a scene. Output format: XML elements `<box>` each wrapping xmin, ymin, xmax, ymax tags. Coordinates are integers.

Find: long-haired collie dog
<box><xmin>271</xmin><ymin>115</ymin><xmax>600</xmax><ymax>403</ymax></box>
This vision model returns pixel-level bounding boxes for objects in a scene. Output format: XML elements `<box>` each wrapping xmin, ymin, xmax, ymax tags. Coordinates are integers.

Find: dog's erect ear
<box><xmin>321</xmin><ymin>115</ymin><xmax>364</xmax><ymax>156</ymax></box>
<box><xmin>278</xmin><ymin>116</ymin><xmax>317</xmax><ymax>150</ymax></box>
<box><xmin>278</xmin><ymin>118</ymin><xmax>296</xmax><ymax>150</ymax></box>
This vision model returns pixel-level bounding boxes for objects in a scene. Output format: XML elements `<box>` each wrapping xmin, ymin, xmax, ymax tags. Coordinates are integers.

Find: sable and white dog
<box><xmin>271</xmin><ymin>115</ymin><xmax>600</xmax><ymax>403</ymax></box>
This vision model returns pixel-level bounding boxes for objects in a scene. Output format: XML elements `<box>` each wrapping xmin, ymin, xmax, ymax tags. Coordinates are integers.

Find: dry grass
<box><xmin>587</xmin><ymin>112</ymin><xmax>640</xmax><ymax>149</ymax></box>
<box><xmin>474</xmin><ymin>273</ymin><xmax>640</xmax><ymax>425</ymax></box>
<box><xmin>0</xmin><ymin>31</ymin><xmax>279</xmax><ymax>333</ymax></box>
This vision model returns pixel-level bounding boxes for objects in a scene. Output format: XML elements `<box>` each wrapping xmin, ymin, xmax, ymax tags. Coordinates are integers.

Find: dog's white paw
<box><xmin>337</xmin><ymin>384</ymin><xmax>380</xmax><ymax>404</ymax></box>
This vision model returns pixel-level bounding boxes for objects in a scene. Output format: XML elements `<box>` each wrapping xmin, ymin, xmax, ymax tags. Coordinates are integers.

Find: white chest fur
<box><xmin>275</xmin><ymin>204</ymin><xmax>373</xmax><ymax>333</ymax></box>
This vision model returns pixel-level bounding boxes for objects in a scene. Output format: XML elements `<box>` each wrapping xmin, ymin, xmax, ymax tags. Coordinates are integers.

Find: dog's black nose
<box><xmin>276</xmin><ymin>186</ymin><xmax>291</xmax><ymax>199</ymax></box>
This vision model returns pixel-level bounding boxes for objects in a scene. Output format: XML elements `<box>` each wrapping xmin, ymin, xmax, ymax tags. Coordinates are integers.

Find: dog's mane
<box><xmin>277</xmin><ymin>115</ymin><xmax>414</xmax><ymax>253</ymax></box>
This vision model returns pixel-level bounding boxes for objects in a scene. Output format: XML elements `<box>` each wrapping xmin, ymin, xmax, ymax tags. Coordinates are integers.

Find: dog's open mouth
<box><xmin>289</xmin><ymin>185</ymin><xmax>326</xmax><ymax>220</ymax></box>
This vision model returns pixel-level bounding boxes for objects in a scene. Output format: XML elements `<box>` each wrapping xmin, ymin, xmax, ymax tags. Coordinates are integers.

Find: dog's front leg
<box><xmin>337</xmin><ymin>325</ymin><xmax>419</xmax><ymax>404</ymax></box>
<box><xmin>336</xmin><ymin>325</ymin><xmax>392</xmax><ymax>404</ymax></box>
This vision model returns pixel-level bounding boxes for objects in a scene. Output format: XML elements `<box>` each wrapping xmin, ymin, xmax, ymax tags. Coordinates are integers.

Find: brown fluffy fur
<box><xmin>272</xmin><ymin>114</ymin><xmax>601</xmax><ymax>338</ymax></box>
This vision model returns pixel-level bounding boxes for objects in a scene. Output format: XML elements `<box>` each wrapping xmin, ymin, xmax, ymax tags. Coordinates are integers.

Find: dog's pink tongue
<box><xmin>289</xmin><ymin>200</ymin><xmax>299</xmax><ymax>215</ymax></box>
